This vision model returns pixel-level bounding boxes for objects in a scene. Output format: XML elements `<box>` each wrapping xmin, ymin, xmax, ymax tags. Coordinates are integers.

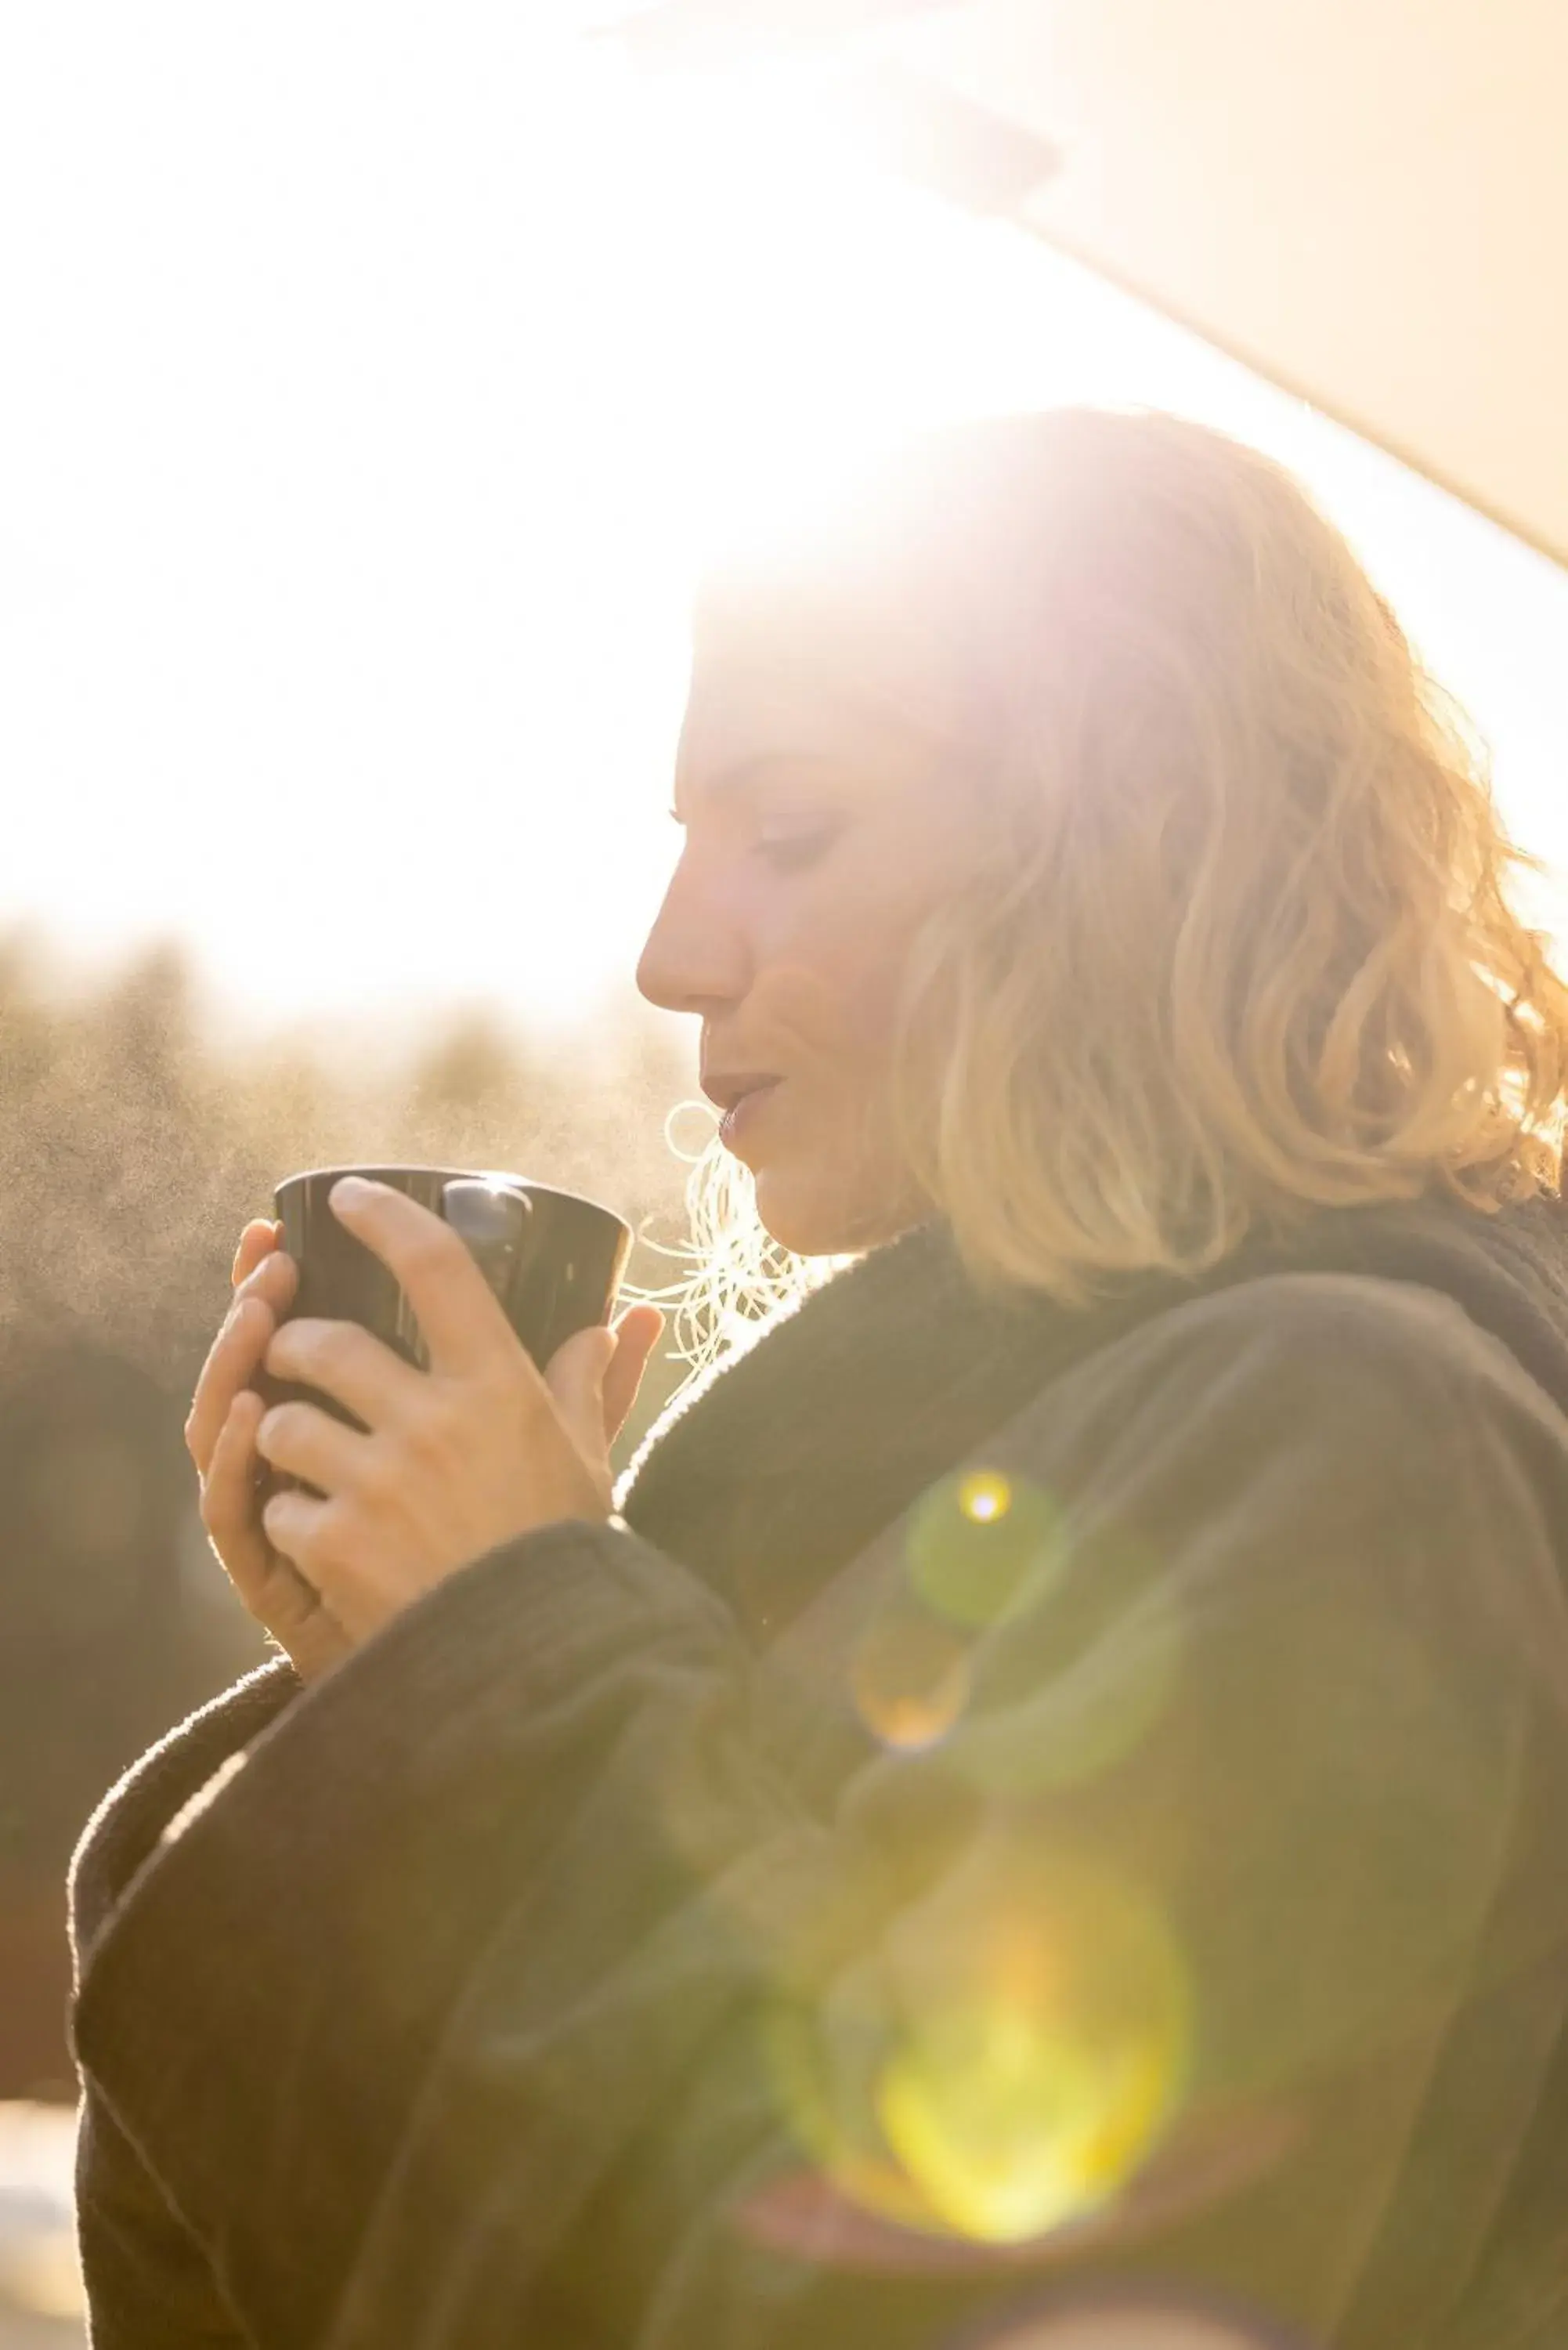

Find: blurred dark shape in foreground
<box><xmin>0</xmin><ymin>931</ymin><xmax>695</xmax><ymax>2101</ymax></box>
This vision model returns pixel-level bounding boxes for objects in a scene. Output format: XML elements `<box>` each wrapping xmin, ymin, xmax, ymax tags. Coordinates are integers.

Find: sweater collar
<box><xmin>616</xmin><ymin>1191</ymin><xmax>1568</xmax><ymax>1643</ymax></box>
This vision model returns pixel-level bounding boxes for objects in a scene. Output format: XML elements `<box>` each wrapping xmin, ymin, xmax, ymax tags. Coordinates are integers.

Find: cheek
<box><xmin>829</xmin><ymin>843</ymin><xmax>948</xmax><ymax>1025</ymax></box>
<box><xmin>775</xmin><ymin>870</ymin><xmax>941</xmax><ymax>1104</ymax></box>
<box><xmin>764</xmin><ymin>884</ymin><xmax>914</xmax><ymax>1065</ymax></box>
<box><xmin>746</xmin><ymin>794</ymin><xmax>959</xmax><ymax>1054</ymax></box>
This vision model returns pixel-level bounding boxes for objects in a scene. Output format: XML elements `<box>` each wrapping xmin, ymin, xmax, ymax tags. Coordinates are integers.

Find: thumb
<box><xmin>543</xmin><ymin>1311</ymin><xmax>664</xmax><ymax>1462</ymax></box>
<box><xmin>602</xmin><ymin>1306</ymin><xmax>667</xmax><ymax>1446</ymax></box>
<box><xmin>541</xmin><ymin>1321</ymin><xmax>618</xmax><ymax>1466</ymax></box>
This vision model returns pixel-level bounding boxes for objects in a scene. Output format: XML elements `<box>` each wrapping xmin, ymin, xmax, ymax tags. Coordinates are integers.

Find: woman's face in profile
<box><xmin>635</xmin><ymin>599</ymin><xmax>970</xmax><ymax>1257</ymax></box>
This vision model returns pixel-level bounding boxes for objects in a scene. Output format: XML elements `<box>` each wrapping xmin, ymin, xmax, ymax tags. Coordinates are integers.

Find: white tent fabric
<box><xmin>612</xmin><ymin>0</ymin><xmax>1568</xmax><ymax>570</ymax></box>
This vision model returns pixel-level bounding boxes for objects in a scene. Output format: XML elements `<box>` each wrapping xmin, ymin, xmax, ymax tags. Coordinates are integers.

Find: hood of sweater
<box><xmin>616</xmin><ymin>1187</ymin><xmax>1568</xmax><ymax>1643</ymax></box>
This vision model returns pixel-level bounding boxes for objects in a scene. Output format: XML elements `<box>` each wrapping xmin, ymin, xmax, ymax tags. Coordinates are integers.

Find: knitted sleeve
<box><xmin>67</xmin><ymin>1653</ymin><xmax>302</xmax><ymax>2347</ymax></box>
<box><xmin>66</xmin><ymin>1280</ymin><xmax>1568</xmax><ymax>2349</ymax></box>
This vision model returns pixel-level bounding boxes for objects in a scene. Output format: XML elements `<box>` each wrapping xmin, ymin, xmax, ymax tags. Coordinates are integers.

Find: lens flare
<box><xmin>905</xmin><ymin>1466</ymin><xmax>1068</xmax><ymax>1629</ymax></box>
<box><xmin>762</xmin><ymin>1846</ymin><xmax>1190</xmax><ymax>2247</ymax></box>
<box><xmin>940</xmin><ymin>2286</ymin><xmax>1314</xmax><ymax>2348</ymax></box>
<box><xmin>762</xmin><ymin>1991</ymin><xmax>944</xmax><ymax>2236</ymax></box>
<box><xmin>852</xmin><ymin>1600</ymin><xmax>974</xmax><ymax>1750</ymax></box>
<box><xmin>959</xmin><ymin>1468</ymin><xmax>1012</xmax><ymax>1523</ymax></box>
<box><xmin>876</xmin><ymin>1998</ymin><xmax>1176</xmax><ymax>2242</ymax></box>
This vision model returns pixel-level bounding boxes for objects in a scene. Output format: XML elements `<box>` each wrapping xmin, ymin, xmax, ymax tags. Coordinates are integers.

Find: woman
<box><xmin>68</xmin><ymin>409</ymin><xmax>1568</xmax><ymax>2349</ymax></box>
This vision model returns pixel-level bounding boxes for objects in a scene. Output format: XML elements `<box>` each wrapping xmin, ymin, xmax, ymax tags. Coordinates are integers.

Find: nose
<box><xmin>634</xmin><ymin>854</ymin><xmax>753</xmax><ymax>1018</ymax></box>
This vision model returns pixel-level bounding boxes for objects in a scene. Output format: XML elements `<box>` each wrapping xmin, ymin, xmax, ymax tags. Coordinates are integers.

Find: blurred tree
<box><xmin>0</xmin><ymin>1343</ymin><xmax>193</xmax><ymax>2099</ymax></box>
<box><xmin>409</xmin><ymin>1004</ymin><xmax>531</xmax><ymax>1126</ymax></box>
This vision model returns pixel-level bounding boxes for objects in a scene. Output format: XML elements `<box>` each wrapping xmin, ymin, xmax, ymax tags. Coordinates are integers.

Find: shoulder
<box><xmin>1013</xmin><ymin>1268</ymin><xmax>1568</xmax><ymax>1555</ymax></box>
<box><xmin>1087</xmin><ymin>1267</ymin><xmax>1566</xmax><ymax>1435</ymax></box>
<box><xmin>968</xmin><ymin>1271</ymin><xmax>1568</xmax><ymax>1720</ymax></box>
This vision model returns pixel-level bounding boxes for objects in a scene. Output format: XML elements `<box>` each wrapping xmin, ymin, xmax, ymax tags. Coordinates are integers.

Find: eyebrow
<box><xmin>667</xmin><ymin>751</ymin><xmax>833</xmax><ymax>828</ymax></box>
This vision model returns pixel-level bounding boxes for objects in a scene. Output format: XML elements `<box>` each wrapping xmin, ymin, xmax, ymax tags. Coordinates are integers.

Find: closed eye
<box><xmin>754</xmin><ymin>827</ymin><xmax>838</xmax><ymax>873</ymax></box>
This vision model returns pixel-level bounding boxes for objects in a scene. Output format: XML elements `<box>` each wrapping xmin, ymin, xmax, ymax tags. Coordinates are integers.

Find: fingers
<box><xmin>188</xmin><ymin>1300</ymin><xmax>272</xmax><ymax>1477</ymax></box>
<box><xmin>263</xmin><ymin>1316</ymin><xmax>422</xmax><ymax>1432</ymax></box>
<box><xmin>235</xmin><ymin>1243</ymin><xmax>297</xmax><ymax>1318</ymax></box>
<box><xmin>256</xmin><ymin>1483</ymin><xmax>391</xmax><ymax>1650</ymax></box>
<box><xmin>186</xmin><ymin>1249</ymin><xmax>298</xmax><ymax>1477</ymax></box>
<box><xmin>327</xmin><ymin>1179</ymin><xmax>522</xmax><ymax>1381</ymax></box>
<box><xmin>200</xmin><ymin>1388</ymin><xmax>274</xmax><ymax>1605</ymax></box>
<box><xmin>204</xmin><ymin>1393</ymin><xmax>349</xmax><ymax>1676</ymax></box>
<box><xmin>232</xmin><ymin>1218</ymin><xmax>284</xmax><ymax>1289</ymax></box>
<box><xmin>256</xmin><ymin>1484</ymin><xmax>334</xmax><ymax>1590</ymax></box>
<box><xmin>255</xmin><ymin>1396</ymin><xmax>371</xmax><ymax>1496</ymax></box>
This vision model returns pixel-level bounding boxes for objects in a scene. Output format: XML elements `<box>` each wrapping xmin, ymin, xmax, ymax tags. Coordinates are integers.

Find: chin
<box><xmin>753</xmin><ymin>1171</ymin><xmax>925</xmax><ymax>1260</ymax></box>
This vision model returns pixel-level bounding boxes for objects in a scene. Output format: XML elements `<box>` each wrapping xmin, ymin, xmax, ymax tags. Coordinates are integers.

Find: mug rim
<box><xmin>273</xmin><ymin>1165</ymin><xmax>630</xmax><ymax>1233</ymax></box>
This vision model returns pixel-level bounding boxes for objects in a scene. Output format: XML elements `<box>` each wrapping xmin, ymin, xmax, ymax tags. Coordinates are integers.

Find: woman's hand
<box><xmin>186</xmin><ymin>1218</ymin><xmax>356</xmax><ymax>1683</ymax></box>
<box><xmin>247</xmin><ymin>1177</ymin><xmax>665</xmax><ymax>1655</ymax></box>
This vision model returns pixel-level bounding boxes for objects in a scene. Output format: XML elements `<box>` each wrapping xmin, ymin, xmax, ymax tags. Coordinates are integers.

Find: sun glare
<box><xmin>0</xmin><ymin>11</ymin><xmax>1561</xmax><ymax>1036</ymax></box>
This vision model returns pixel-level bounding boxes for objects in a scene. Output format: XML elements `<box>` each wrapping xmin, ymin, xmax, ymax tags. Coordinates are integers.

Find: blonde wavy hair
<box><xmin>628</xmin><ymin>406</ymin><xmax>1568</xmax><ymax>1402</ymax></box>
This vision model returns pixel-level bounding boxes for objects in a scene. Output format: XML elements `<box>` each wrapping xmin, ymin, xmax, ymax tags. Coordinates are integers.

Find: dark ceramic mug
<box><xmin>255</xmin><ymin>1163</ymin><xmax>632</xmax><ymax>1496</ymax></box>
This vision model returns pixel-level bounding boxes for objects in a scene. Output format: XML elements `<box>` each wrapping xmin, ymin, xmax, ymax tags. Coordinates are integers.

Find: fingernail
<box><xmin>331</xmin><ymin>1176</ymin><xmax>373</xmax><ymax>1211</ymax></box>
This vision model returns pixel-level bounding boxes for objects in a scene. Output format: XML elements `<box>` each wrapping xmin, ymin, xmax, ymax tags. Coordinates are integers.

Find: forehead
<box><xmin>674</xmin><ymin>590</ymin><xmax>970</xmax><ymax>809</ymax></box>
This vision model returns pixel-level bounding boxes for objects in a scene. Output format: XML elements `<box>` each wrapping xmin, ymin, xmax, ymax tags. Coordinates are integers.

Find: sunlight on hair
<box><xmin>614</xmin><ymin>1104</ymin><xmax>865</xmax><ymax>1420</ymax></box>
<box><xmin>624</xmin><ymin>407</ymin><xmax>1568</xmax><ymax>1390</ymax></box>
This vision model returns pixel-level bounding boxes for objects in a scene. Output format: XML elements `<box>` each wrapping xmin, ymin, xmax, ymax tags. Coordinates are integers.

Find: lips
<box><xmin>718</xmin><ymin>1078</ymin><xmax>782</xmax><ymax>1148</ymax></box>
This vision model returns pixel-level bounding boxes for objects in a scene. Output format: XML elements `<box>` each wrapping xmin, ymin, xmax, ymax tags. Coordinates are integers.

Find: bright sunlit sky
<box><xmin>2</xmin><ymin>5</ymin><xmax>1565</xmax><ymax>1046</ymax></box>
